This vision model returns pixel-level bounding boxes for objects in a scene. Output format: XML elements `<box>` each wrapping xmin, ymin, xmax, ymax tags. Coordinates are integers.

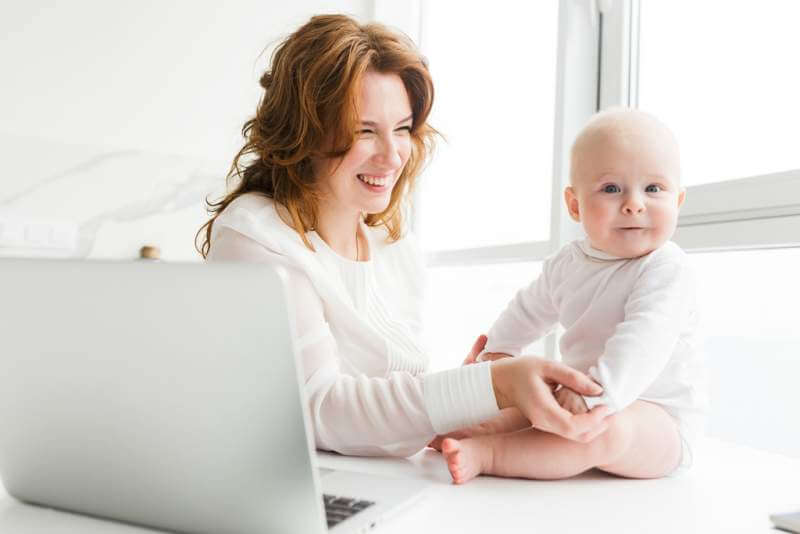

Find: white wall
<box><xmin>0</xmin><ymin>0</ymin><xmax>370</xmax><ymax>261</ymax></box>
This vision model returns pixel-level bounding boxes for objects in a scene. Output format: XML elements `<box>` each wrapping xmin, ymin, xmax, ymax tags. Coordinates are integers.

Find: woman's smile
<box><xmin>357</xmin><ymin>171</ymin><xmax>396</xmax><ymax>192</ymax></box>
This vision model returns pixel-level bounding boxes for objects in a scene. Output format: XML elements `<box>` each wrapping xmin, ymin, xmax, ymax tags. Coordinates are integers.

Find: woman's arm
<box><xmin>211</xmin><ymin>227</ymin><xmax>499</xmax><ymax>456</ymax></box>
<box><xmin>210</xmin><ymin>227</ymin><xmax>609</xmax><ymax>453</ymax></box>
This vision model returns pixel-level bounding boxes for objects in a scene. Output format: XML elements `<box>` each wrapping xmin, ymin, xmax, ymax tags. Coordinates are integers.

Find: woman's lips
<box><xmin>357</xmin><ymin>172</ymin><xmax>394</xmax><ymax>191</ymax></box>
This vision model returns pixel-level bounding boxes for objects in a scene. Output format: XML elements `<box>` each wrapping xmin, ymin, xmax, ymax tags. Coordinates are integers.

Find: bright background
<box><xmin>1</xmin><ymin>0</ymin><xmax>798</xmax><ymax>459</ymax></box>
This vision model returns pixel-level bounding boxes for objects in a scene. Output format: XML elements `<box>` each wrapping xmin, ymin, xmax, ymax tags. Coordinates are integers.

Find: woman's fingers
<box><xmin>541</xmin><ymin>396</ymin><xmax>610</xmax><ymax>441</ymax></box>
<box><xmin>568</xmin><ymin>407</ymin><xmax>612</xmax><ymax>442</ymax></box>
<box><xmin>530</xmin><ymin>380</ymin><xmax>582</xmax><ymax>437</ymax></box>
<box><xmin>575</xmin><ymin>413</ymin><xmax>611</xmax><ymax>443</ymax></box>
<box><xmin>542</xmin><ymin>360</ymin><xmax>603</xmax><ymax>397</ymax></box>
<box><xmin>491</xmin><ymin>356</ymin><xmax>610</xmax><ymax>441</ymax></box>
<box><xmin>471</xmin><ymin>334</ymin><xmax>488</xmax><ymax>357</ymax></box>
<box><xmin>462</xmin><ymin>334</ymin><xmax>488</xmax><ymax>365</ymax></box>
<box><xmin>554</xmin><ymin>405</ymin><xmax>610</xmax><ymax>441</ymax></box>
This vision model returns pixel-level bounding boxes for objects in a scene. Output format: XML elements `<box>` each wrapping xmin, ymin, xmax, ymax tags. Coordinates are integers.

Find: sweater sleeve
<box><xmin>484</xmin><ymin>257</ymin><xmax>560</xmax><ymax>357</ymax></box>
<box><xmin>582</xmin><ymin>250</ymin><xmax>694</xmax><ymax>413</ymax></box>
<box><xmin>208</xmin><ymin>226</ymin><xmax>499</xmax><ymax>457</ymax></box>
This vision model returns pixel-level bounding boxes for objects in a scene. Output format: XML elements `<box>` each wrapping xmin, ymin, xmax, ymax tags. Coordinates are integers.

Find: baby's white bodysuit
<box><xmin>485</xmin><ymin>239</ymin><xmax>707</xmax><ymax>435</ymax></box>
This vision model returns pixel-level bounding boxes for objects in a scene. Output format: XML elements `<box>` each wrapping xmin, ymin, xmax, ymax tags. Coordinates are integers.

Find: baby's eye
<box><xmin>645</xmin><ymin>184</ymin><xmax>662</xmax><ymax>193</ymax></box>
<box><xmin>602</xmin><ymin>184</ymin><xmax>621</xmax><ymax>193</ymax></box>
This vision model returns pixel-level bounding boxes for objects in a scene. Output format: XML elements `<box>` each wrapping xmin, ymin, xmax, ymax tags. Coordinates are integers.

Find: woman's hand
<box><xmin>490</xmin><ymin>356</ymin><xmax>609</xmax><ymax>442</ymax></box>
<box><xmin>462</xmin><ymin>335</ymin><xmax>487</xmax><ymax>365</ymax></box>
<box><xmin>461</xmin><ymin>334</ymin><xmax>511</xmax><ymax>365</ymax></box>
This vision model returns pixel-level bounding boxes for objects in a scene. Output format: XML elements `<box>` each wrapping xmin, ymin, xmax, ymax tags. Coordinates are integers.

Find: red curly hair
<box><xmin>196</xmin><ymin>14</ymin><xmax>437</xmax><ymax>257</ymax></box>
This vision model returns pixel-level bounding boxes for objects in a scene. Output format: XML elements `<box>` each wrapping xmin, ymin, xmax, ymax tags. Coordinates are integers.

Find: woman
<box><xmin>197</xmin><ymin>14</ymin><xmax>609</xmax><ymax>456</ymax></box>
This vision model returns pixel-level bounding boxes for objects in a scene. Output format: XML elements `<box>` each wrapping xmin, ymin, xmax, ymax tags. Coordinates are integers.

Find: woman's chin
<box><xmin>359</xmin><ymin>192</ymin><xmax>394</xmax><ymax>216</ymax></box>
<box><xmin>362</xmin><ymin>201</ymin><xmax>391</xmax><ymax>216</ymax></box>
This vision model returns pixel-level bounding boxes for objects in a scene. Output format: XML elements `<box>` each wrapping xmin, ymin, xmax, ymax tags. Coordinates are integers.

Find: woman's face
<box><xmin>315</xmin><ymin>70</ymin><xmax>413</xmax><ymax>217</ymax></box>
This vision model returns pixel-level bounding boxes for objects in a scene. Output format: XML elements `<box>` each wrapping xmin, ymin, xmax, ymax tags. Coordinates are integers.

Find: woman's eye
<box><xmin>645</xmin><ymin>184</ymin><xmax>662</xmax><ymax>193</ymax></box>
<box><xmin>602</xmin><ymin>184</ymin><xmax>621</xmax><ymax>193</ymax></box>
<box><xmin>357</xmin><ymin>129</ymin><xmax>374</xmax><ymax>135</ymax></box>
<box><xmin>395</xmin><ymin>126</ymin><xmax>412</xmax><ymax>133</ymax></box>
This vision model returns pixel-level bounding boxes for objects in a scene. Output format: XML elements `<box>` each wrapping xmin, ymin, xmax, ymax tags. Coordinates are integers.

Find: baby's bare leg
<box><xmin>429</xmin><ymin>408</ymin><xmax>530</xmax><ymax>451</ymax></box>
<box><xmin>595</xmin><ymin>401</ymin><xmax>682</xmax><ymax>478</ymax></box>
<box><xmin>442</xmin><ymin>400</ymin><xmax>680</xmax><ymax>483</ymax></box>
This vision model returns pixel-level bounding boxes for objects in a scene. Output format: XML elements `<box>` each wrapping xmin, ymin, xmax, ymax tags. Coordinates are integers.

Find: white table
<box><xmin>1</xmin><ymin>438</ymin><xmax>797</xmax><ymax>533</ymax></box>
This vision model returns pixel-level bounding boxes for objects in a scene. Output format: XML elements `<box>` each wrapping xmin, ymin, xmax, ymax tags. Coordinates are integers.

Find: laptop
<box><xmin>771</xmin><ymin>511</ymin><xmax>800</xmax><ymax>533</ymax></box>
<box><xmin>0</xmin><ymin>258</ymin><xmax>430</xmax><ymax>533</ymax></box>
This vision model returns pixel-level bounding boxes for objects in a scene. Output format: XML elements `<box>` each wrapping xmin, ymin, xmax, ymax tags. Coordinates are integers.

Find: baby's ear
<box><xmin>564</xmin><ymin>186</ymin><xmax>581</xmax><ymax>222</ymax></box>
<box><xmin>677</xmin><ymin>188</ymin><xmax>686</xmax><ymax>208</ymax></box>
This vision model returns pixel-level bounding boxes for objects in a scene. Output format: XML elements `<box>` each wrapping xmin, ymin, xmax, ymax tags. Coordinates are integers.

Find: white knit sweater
<box><xmin>207</xmin><ymin>193</ymin><xmax>499</xmax><ymax>456</ymax></box>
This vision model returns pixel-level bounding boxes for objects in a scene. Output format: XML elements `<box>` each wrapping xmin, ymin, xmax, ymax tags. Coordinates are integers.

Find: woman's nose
<box><xmin>374</xmin><ymin>134</ymin><xmax>402</xmax><ymax>168</ymax></box>
<box><xmin>622</xmin><ymin>193</ymin><xmax>646</xmax><ymax>214</ymax></box>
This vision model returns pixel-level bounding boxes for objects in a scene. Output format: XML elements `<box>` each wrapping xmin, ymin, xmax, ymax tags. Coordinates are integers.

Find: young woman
<box><xmin>197</xmin><ymin>14</ymin><xmax>609</xmax><ymax>457</ymax></box>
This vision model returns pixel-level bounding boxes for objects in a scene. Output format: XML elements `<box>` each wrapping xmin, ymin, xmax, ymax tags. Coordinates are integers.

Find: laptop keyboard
<box><xmin>323</xmin><ymin>494</ymin><xmax>375</xmax><ymax>528</ymax></box>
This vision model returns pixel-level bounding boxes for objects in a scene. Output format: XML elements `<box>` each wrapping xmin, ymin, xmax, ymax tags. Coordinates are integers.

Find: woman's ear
<box><xmin>564</xmin><ymin>186</ymin><xmax>581</xmax><ymax>222</ymax></box>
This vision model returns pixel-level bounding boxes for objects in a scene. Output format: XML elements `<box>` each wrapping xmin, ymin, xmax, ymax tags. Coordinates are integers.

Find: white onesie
<box><xmin>485</xmin><ymin>239</ymin><xmax>707</xmax><ymax>450</ymax></box>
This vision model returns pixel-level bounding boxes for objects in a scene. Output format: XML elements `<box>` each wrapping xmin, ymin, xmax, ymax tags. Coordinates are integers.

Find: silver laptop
<box><xmin>0</xmin><ymin>258</ymin><xmax>430</xmax><ymax>533</ymax></box>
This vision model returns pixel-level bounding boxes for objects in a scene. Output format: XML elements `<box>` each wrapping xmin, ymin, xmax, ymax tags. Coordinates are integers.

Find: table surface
<box><xmin>0</xmin><ymin>437</ymin><xmax>797</xmax><ymax>533</ymax></box>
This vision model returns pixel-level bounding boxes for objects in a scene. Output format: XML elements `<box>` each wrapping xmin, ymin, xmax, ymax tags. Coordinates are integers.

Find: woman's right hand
<box><xmin>461</xmin><ymin>334</ymin><xmax>511</xmax><ymax>365</ymax></box>
<box><xmin>490</xmin><ymin>355</ymin><xmax>610</xmax><ymax>442</ymax></box>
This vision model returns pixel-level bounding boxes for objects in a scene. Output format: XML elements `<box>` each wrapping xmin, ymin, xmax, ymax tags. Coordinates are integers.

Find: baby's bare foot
<box><xmin>441</xmin><ymin>437</ymin><xmax>486</xmax><ymax>484</ymax></box>
<box><xmin>428</xmin><ymin>435</ymin><xmax>445</xmax><ymax>451</ymax></box>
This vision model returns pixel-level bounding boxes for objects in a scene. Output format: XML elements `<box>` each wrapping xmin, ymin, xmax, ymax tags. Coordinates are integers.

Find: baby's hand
<box><xmin>554</xmin><ymin>386</ymin><xmax>589</xmax><ymax>415</ymax></box>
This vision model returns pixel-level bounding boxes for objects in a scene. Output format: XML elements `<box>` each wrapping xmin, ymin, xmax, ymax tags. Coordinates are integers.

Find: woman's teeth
<box><xmin>358</xmin><ymin>174</ymin><xmax>389</xmax><ymax>187</ymax></box>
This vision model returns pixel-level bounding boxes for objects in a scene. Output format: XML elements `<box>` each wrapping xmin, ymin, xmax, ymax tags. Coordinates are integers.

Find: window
<box><xmin>693</xmin><ymin>248</ymin><xmax>800</xmax><ymax>457</ymax></box>
<box><xmin>412</xmin><ymin>1</ymin><xmax>597</xmax><ymax>363</ymax></box>
<box><xmin>424</xmin><ymin>262</ymin><xmax>544</xmax><ymax>372</ymax></box>
<box><xmin>376</xmin><ymin>0</ymin><xmax>800</xmax><ymax>456</ymax></box>
<box><xmin>639</xmin><ymin>0</ymin><xmax>800</xmax><ymax>185</ymax></box>
<box><xmin>410</xmin><ymin>0</ymin><xmax>571</xmax><ymax>365</ymax></box>
<box><xmin>633</xmin><ymin>0</ymin><xmax>800</xmax><ymax>457</ymax></box>
<box><xmin>636</xmin><ymin>0</ymin><xmax>800</xmax><ymax>252</ymax></box>
<box><xmin>417</xmin><ymin>1</ymin><xmax>558</xmax><ymax>252</ymax></box>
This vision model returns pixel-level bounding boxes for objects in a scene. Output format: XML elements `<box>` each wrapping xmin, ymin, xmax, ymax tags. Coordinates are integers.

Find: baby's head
<box><xmin>565</xmin><ymin>109</ymin><xmax>685</xmax><ymax>258</ymax></box>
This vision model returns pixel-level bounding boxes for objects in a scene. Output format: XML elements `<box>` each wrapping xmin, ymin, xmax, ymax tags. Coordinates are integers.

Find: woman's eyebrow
<box><xmin>359</xmin><ymin>114</ymin><xmax>414</xmax><ymax>127</ymax></box>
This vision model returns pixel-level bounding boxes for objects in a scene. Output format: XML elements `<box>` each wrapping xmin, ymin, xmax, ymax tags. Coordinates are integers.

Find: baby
<box><xmin>440</xmin><ymin>109</ymin><xmax>707</xmax><ymax>483</ymax></box>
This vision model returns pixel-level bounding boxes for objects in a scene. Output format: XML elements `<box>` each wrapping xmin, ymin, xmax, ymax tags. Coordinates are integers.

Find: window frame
<box><xmin>382</xmin><ymin>0</ymin><xmax>800</xmax><ymax>256</ymax></box>
<box><xmin>620</xmin><ymin>0</ymin><xmax>800</xmax><ymax>251</ymax></box>
<box><xmin>376</xmin><ymin>0</ymin><xmax>599</xmax><ymax>267</ymax></box>
<box><xmin>374</xmin><ymin>0</ymin><xmax>800</xmax><ymax>360</ymax></box>
<box><xmin>375</xmin><ymin>0</ymin><xmax>600</xmax><ymax>358</ymax></box>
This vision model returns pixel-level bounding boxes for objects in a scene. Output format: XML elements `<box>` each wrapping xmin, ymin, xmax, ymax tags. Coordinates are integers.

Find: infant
<box><xmin>440</xmin><ymin>109</ymin><xmax>707</xmax><ymax>483</ymax></box>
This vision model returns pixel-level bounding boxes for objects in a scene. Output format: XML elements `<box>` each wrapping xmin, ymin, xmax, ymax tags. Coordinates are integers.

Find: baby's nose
<box><xmin>622</xmin><ymin>195</ymin><xmax>646</xmax><ymax>214</ymax></box>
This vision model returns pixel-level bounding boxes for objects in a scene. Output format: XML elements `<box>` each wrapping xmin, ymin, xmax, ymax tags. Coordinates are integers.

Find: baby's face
<box><xmin>566</xmin><ymin>130</ymin><xmax>685</xmax><ymax>258</ymax></box>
